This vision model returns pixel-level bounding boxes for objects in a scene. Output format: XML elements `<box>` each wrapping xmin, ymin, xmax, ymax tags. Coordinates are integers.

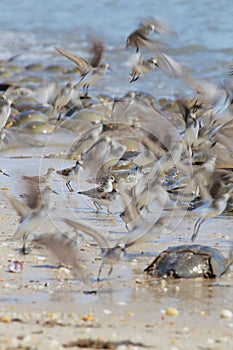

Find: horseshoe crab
<box><xmin>144</xmin><ymin>244</ymin><xmax>233</xmax><ymax>279</ymax></box>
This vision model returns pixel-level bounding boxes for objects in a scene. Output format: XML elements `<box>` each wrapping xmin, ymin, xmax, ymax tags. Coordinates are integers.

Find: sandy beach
<box><xmin>0</xmin><ymin>152</ymin><xmax>233</xmax><ymax>350</ymax></box>
<box><xmin>0</xmin><ymin>2</ymin><xmax>233</xmax><ymax>348</ymax></box>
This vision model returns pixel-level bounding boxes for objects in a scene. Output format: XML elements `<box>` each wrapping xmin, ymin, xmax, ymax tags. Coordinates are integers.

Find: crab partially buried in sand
<box><xmin>144</xmin><ymin>244</ymin><xmax>233</xmax><ymax>279</ymax></box>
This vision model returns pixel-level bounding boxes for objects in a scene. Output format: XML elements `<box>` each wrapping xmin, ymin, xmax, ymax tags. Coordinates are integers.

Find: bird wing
<box><xmin>119</xmin><ymin>186</ymin><xmax>146</xmax><ymax>229</ymax></box>
<box><xmin>31</xmin><ymin>232</ymin><xmax>82</xmax><ymax>274</ymax></box>
<box><xmin>157</xmin><ymin>53</ymin><xmax>183</xmax><ymax>78</ymax></box>
<box><xmin>126</xmin><ymin>52</ymin><xmax>142</xmax><ymax>69</ymax></box>
<box><xmin>89</xmin><ymin>40</ymin><xmax>105</xmax><ymax>68</ymax></box>
<box><xmin>176</xmin><ymin>99</ymin><xmax>191</xmax><ymax>123</ymax></box>
<box><xmin>186</xmin><ymin>79</ymin><xmax>232</xmax><ymax>115</ymax></box>
<box><xmin>3</xmin><ymin>191</ymin><xmax>30</xmax><ymax>220</ymax></box>
<box><xmin>127</xmin><ymin>30</ymin><xmax>168</xmax><ymax>53</ymax></box>
<box><xmin>20</xmin><ymin>181</ymin><xmax>42</xmax><ymax>209</ymax></box>
<box><xmin>62</xmin><ymin>218</ymin><xmax>110</xmax><ymax>250</ymax></box>
<box><xmin>57</xmin><ymin>167</ymin><xmax>72</xmax><ymax>177</ymax></box>
<box><xmin>55</xmin><ymin>47</ymin><xmax>92</xmax><ymax>75</ymax></box>
<box><xmin>140</xmin><ymin>17</ymin><xmax>175</xmax><ymax>36</ymax></box>
<box><xmin>121</xmin><ymin>217</ymin><xmax>167</xmax><ymax>248</ymax></box>
<box><xmin>68</xmin><ymin>123</ymin><xmax>103</xmax><ymax>158</ymax></box>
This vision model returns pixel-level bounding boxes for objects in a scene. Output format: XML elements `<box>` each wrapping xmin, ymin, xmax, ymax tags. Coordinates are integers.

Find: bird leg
<box><xmin>83</xmin><ymin>85</ymin><xmax>89</xmax><ymax>98</ymax></box>
<box><xmin>108</xmin><ymin>265</ymin><xmax>113</xmax><ymax>276</ymax></box>
<box><xmin>130</xmin><ymin>75</ymin><xmax>139</xmax><ymax>83</ymax></box>
<box><xmin>191</xmin><ymin>217</ymin><xmax>205</xmax><ymax>242</ymax></box>
<box><xmin>94</xmin><ymin>201</ymin><xmax>102</xmax><ymax>213</ymax></box>
<box><xmin>57</xmin><ymin>112</ymin><xmax>62</xmax><ymax>121</ymax></box>
<box><xmin>66</xmin><ymin>180</ymin><xmax>74</xmax><ymax>192</ymax></box>
<box><xmin>107</xmin><ymin>207</ymin><xmax>113</xmax><ymax>214</ymax></box>
<box><xmin>21</xmin><ymin>234</ymin><xmax>29</xmax><ymax>255</ymax></box>
<box><xmin>97</xmin><ymin>262</ymin><xmax>103</xmax><ymax>281</ymax></box>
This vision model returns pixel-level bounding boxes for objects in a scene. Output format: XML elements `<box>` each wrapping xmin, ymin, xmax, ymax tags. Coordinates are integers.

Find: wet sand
<box><xmin>0</xmin><ymin>146</ymin><xmax>233</xmax><ymax>350</ymax></box>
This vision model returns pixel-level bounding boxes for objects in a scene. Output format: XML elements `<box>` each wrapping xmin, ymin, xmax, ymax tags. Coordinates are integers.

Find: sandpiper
<box><xmin>3</xmin><ymin>183</ymin><xmax>57</xmax><ymax>253</ymax></box>
<box><xmin>0</xmin><ymin>94</ymin><xmax>12</xmax><ymax>137</ymax></box>
<box><xmin>56</xmin><ymin>40</ymin><xmax>109</xmax><ymax>97</ymax></box>
<box><xmin>129</xmin><ymin>53</ymin><xmax>158</xmax><ymax>82</ymax></box>
<box><xmin>57</xmin><ymin>160</ymin><xmax>83</xmax><ymax>192</ymax></box>
<box><xmin>76</xmin><ymin>63</ymin><xmax>109</xmax><ymax>97</ymax></box>
<box><xmin>83</xmin><ymin>137</ymin><xmax>127</xmax><ymax>179</ymax></box>
<box><xmin>49</xmin><ymin>82</ymin><xmax>75</xmax><ymax>120</ymax></box>
<box><xmin>82</xmin><ymin>136</ymin><xmax>114</xmax><ymax>168</ymax></box>
<box><xmin>22</xmin><ymin>167</ymin><xmax>56</xmax><ymax>188</ymax></box>
<box><xmin>189</xmin><ymin>178</ymin><xmax>233</xmax><ymax>241</ymax></box>
<box><xmin>62</xmin><ymin>218</ymin><xmax>124</xmax><ymax>280</ymax></box>
<box><xmin>77</xmin><ymin>175</ymin><xmax>118</xmax><ymax>213</ymax></box>
<box><xmin>62</xmin><ymin>216</ymin><xmax>167</xmax><ymax>280</ymax></box>
<box><xmin>129</xmin><ymin>52</ymin><xmax>182</xmax><ymax>82</ymax></box>
<box><xmin>119</xmin><ymin>186</ymin><xmax>146</xmax><ymax>230</ymax></box>
<box><xmin>194</xmin><ymin>79</ymin><xmax>233</xmax><ymax>116</ymax></box>
<box><xmin>177</xmin><ymin>100</ymin><xmax>200</xmax><ymax>156</ymax></box>
<box><xmin>126</xmin><ymin>17</ymin><xmax>174</xmax><ymax>53</ymax></box>
<box><xmin>68</xmin><ymin>123</ymin><xmax>103</xmax><ymax>159</ymax></box>
<box><xmin>192</xmin><ymin>156</ymin><xmax>217</xmax><ymax>197</ymax></box>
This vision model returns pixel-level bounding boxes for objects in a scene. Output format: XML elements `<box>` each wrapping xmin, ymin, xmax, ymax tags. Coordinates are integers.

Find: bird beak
<box><xmin>3</xmin><ymin>172</ymin><xmax>10</xmax><ymax>177</ymax></box>
<box><xmin>118</xmin><ymin>243</ymin><xmax>126</xmax><ymax>253</ymax></box>
<box><xmin>75</xmin><ymin>159</ymin><xmax>84</xmax><ymax>167</ymax></box>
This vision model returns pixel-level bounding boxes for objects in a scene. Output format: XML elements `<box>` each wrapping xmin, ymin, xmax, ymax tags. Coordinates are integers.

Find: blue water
<box><xmin>1</xmin><ymin>0</ymin><xmax>232</xmax><ymax>47</ymax></box>
<box><xmin>0</xmin><ymin>0</ymin><xmax>232</xmax><ymax>97</ymax></box>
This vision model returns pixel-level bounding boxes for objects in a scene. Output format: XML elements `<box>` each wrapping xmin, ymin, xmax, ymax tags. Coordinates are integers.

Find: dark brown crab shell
<box><xmin>144</xmin><ymin>244</ymin><xmax>230</xmax><ymax>279</ymax></box>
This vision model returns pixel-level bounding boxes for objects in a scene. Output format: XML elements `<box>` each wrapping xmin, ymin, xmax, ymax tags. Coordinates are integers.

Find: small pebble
<box><xmin>160</xmin><ymin>309</ymin><xmax>166</xmax><ymax>315</ymax></box>
<box><xmin>166</xmin><ymin>308</ymin><xmax>179</xmax><ymax>316</ymax></box>
<box><xmin>0</xmin><ymin>316</ymin><xmax>11</xmax><ymax>323</ymax></box>
<box><xmin>131</xmin><ymin>259</ymin><xmax>138</xmax><ymax>265</ymax></box>
<box><xmin>206</xmin><ymin>338</ymin><xmax>215</xmax><ymax>349</ymax></box>
<box><xmin>35</xmin><ymin>255</ymin><xmax>46</xmax><ymax>261</ymax></box>
<box><xmin>21</xmin><ymin>334</ymin><xmax>32</xmax><ymax>346</ymax></box>
<box><xmin>220</xmin><ymin>309</ymin><xmax>233</xmax><ymax>319</ymax></box>
<box><xmin>115</xmin><ymin>345</ymin><xmax>128</xmax><ymax>350</ymax></box>
<box><xmin>103</xmin><ymin>309</ymin><xmax>112</xmax><ymax>315</ymax></box>
<box><xmin>182</xmin><ymin>326</ymin><xmax>189</xmax><ymax>333</ymax></box>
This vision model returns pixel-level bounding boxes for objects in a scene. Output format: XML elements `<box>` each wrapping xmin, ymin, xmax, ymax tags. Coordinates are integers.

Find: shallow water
<box><xmin>1</xmin><ymin>0</ymin><xmax>233</xmax><ymax>100</ymax></box>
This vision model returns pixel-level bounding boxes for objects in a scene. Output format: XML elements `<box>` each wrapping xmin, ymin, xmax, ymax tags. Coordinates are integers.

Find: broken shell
<box><xmin>0</xmin><ymin>316</ymin><xmax>11</xmax><ymax>323</ymax></box>
<box><xmin>8</xmin><ymin>261</ymin><xmax>24</xmax><ymax>273</ymax></box>
<box><xmin>81</xmin><ymin>312</ymin><xmax>95</xmax><ymax>322</ymax></box>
